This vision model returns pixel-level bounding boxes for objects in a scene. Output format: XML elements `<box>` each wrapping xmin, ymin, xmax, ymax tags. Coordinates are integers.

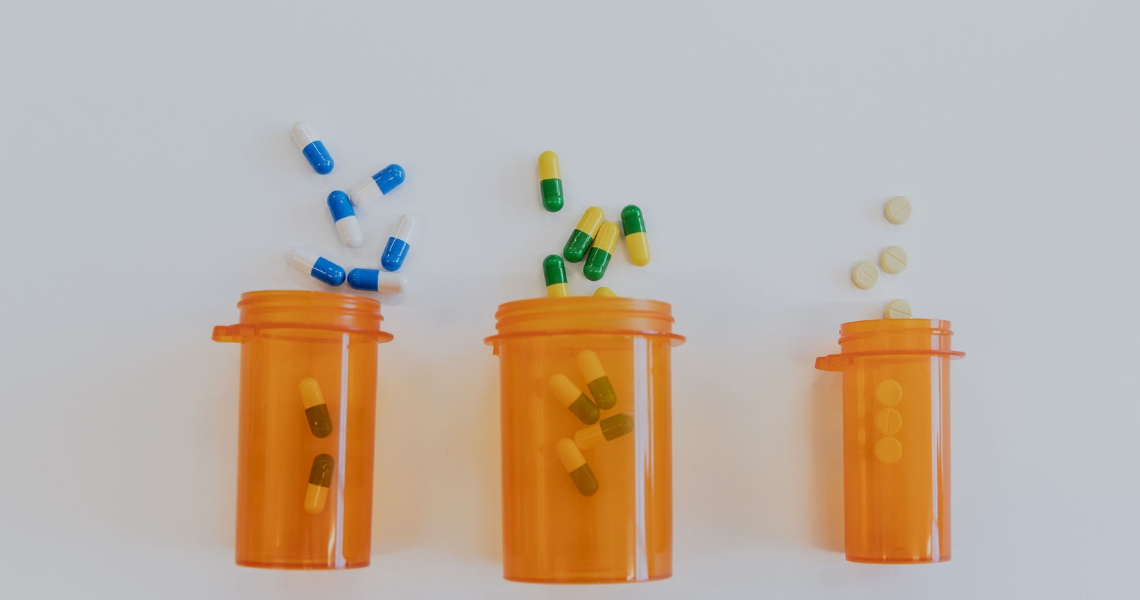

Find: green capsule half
<box><xmin>568</xmin><ymin>394</ymin><xmax>600</xmax><ymax>424</ymax></box>
<box><xmin>587</xmin><ymin>377</ymin><xmax>617</xmax><ymax>411</ymax></box>
<box><xmin>600</xmin><ymin>413</ymin><xmax>634</xmax><ymax>441</ymax></box>
<box><xmin>574</xmin><ymin>413</ymin><xmax>635</xmax><ymax>449</ymax></box>
<box><xmin>568</xmin><ymin>463</ymin><xmax>599</xmax><ymax>496</ymax></box>
<box><xmin>538</xmin><ymin>151</ymin><xmax>563</xmax><ymax>212</ymax></box>
<box><xmin>620</xmin><ymin>205</ymin><xmax>646</xmax><ymax>235</ymax></box>
<box><xmin>564</xmin><ymin>206</ymin><xmax>605</xmax><ymax>263</ymax></box>
<box><xmin>543</xmin><ymin>255</ymin><xmax>569</xmax><ymax>297</ymax></box>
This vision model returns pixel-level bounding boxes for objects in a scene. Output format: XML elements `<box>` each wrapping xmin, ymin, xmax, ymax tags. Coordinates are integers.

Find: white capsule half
<box><xmin>373</xmin><ymin>272</ymin><xmax>407</xmax><ymax>294</ymax></box>
<box><xmin>291</xmin><ymin>121</ymin><xmax>318</xmax><ymax>150</ymax></box>
<box><xmin>289</xmin><ymin>247</ymin><xmax>320</xmax><ymax>275</ymax></box>
<box><xmin>349</xmin><ymin>178</ymin><xmax>383</xmax><ymax>208</ymax></box>
<box><xmin>393</xmin><ymin>214</ymin><xmax>416</xmax><ymax>242</ymax></box>
<box><xmin>336</xmin><ymin>216</ymin><xmax>363</xmax><ymax>248</ymax></box>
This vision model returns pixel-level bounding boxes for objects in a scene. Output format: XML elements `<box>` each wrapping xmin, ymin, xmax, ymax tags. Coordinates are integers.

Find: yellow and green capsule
<box><xmin>583</xmin><ymin>222</ymin><xmax>619</xmax><ymax>281</ymax></box>
<box><xmin>621</xmin><ymin>205</ymin><xmax>650</xmax><ymax>266</ymax></box>
<box><xmin>594</xmin><ymin>286</ymin><xmax>616</xmax><ymax>297</ymax></box>
<box><xmin>538</xmin><ymin>151</ymin><xmax>563</xmax><ymax>212</ymax></box>
<box><xmin>556</xmin><ymin>439</ymin><xmax>598</xmax><ymax>496</ymax></box>
<box><xmin>574</xmin><ymin>413</ymin><xmax>634</xmax><ymax>449</ymax></box>
<box><xmin>298</xmin><ymin>377</ymin><xmax>332</xmax><ymax>438</ymax></box>
<box><xmin>543</xmin><ymin>255</ymin><xmax>569</xmax><ymax>298</ymax></box>
<box><xmin>304</xmin><ymin>453</ymin><xmax>334</xmax><ymax>514</ymax></box>
<box><xmin>577</xmin><ymin>350</ymin><xmax>616</xmax><ymax>410</ymax></box>
<box><xmin>549</xmin><ymin>374</ymin><xmax>600</xmax><ymax>425</ymax></box>
<box><xmin>563</xmin><ymin>206</ymin><xmax>604</xmax><ymax>263</ymax></box>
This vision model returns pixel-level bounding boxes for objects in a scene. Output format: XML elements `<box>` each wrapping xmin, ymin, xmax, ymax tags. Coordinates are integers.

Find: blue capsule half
<box><xmin>373</xmin><ymin>164</ymin><xmax>405</xmax><ymax>194</ymax></box>
<box><xmin>347</xmin><ymin>268</ymin><xmax>407</xmax><ymax>293</ymax></box>
<box><xmin>381</xmin><ymin>214</ymin><xmax>416</xmax><ymax>272</ymax></box>
<box><xmin>327</xmin><ymin>190</ymin><xmax>355</xmax><ymax>222</ymax></box>
<box><xmin>292</xmin><ymin>122</ymin><xmax>334</xmax><ymax>175</ymax></box>
<box><xmin>290</xmin><ymin>248</ymin><xmax>345</xmax><ymax>287</ymax></box>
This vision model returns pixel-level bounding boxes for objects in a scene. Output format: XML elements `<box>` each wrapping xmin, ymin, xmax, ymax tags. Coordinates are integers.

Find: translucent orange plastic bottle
<box><xmin>486</xmin><ymin>297</ymin><xmax>684</xmax><ymax>583</ymax></box>
<box><xmin>815</xmin><ymin>318</ymin><xmax>964</xmax><ymax>563</ymax></box>
<box><xmin>212</xmin><ymin>291</ymin><xmax>393</xmax><ymax>569</ymax></box>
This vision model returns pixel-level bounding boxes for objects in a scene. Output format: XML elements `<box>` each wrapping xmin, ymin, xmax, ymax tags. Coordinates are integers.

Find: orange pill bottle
<box><xmin>486</xmin><ymin>297</ymin><xmax>685</xmax><ymax>583</ymax></box>
<box><xmin>815</xmin><ymin>318</ymin><xmax>964</xmax><ymax>563</ymax></box>
<box><xmin>213</xmin><ymin>291</ymin><xmax>393</xmax><ymax>569</ymax></box>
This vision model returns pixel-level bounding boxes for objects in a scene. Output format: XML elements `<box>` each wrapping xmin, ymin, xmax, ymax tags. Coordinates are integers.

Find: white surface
<box><xmin>0</xmin><ymin>1</ymin><xmax>1138</xmax><ymax>598</ymax></box>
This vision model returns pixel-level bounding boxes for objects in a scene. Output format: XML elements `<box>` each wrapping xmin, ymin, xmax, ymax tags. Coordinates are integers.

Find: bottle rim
<box><xmin>815</xmin><ymin>318</ymin><xmax>963</xmax><ymax>371</ymax></box>
<box><xmin>213</xmin><ymin>290</ymin><xmax>393</xmax><ymax>343</ymax></box>
<box><xmin>485</xmin><ymin>297</ymin><xmax>685</xmax><ymax>347</ymax></box>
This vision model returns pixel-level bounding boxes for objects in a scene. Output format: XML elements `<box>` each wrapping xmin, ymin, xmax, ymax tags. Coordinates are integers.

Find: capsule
<box><xmin>548</xmin><ymin>374</ymin><xmax>600</xmax><ymax>425</ymax></box>
<box><xmin>346</xmin><ymin>268</ymin><xmax>407</xmax><ymax>293</ymax></box>
<box><xmin>563</xmin><ymin>206</ymin><xmax>604</xmax><ymax>263</ymax></box>
<box><xmin>621</xmin><ymin>205</ymin><xmax>651</xmax><ymax>266</ymax></box>
<box><xmin>543</xmin><ymin>255</ymin><xmax>569</xmax><ymax>298</ymax></box>
<box><xmin>577</xmin><ymin>350</ymin><xmax>617</xmax><ymax>410</ymax></box>
<box><xmin>583</xmin><ymin>222</ymin><xmax>619</xmax><ymax>281</ymax></box>
<box><xmin>291</xmin><ymin>121</ymin><xmax>334</xmax><ymax>175</ymax></box>
<box><xmin>381</xmin><ymin>214</ymin><xmax>416</xmax><ymax>272</ymax></box>
<box><xmin>304</xmin><ymin>453</ymin><xmax>335</xmax><ymax>514</ymax></box>
<box><xmin>538</xmin><ymin>151</ymin><xmax>563</xmax><ymax>212</ymax></box>
<box><xmin>556</xmin><ymin>439</ymin><xmax>598</xmax><ymax>496</ymax></box>
<box><xmin>349</xmin><ymin>164</ymin><xmax>405</xmax><ymax>208</ymax></box>
<box><xmin>594</xmin><ymin>287</ymin><xmax>617</xmax><ymax>297</ymax></box>
<box><xmin>298</xmin><ymin>377</ymin><xmax>333</xmax><ymax>438</ymax></box>
<box><xmin>326</xmin><ymin>191</ymin><xmax>363</xmax><ymax>248</ymax></box>
<box><xmin>575</xmin><ymin>413</ymin><xmax>634</xmax><ymax>449</ymax></box>
<box><xmin>289</xmin><ymin>248</ymin><xmax>346</xmax><ymax>287</ymax></box>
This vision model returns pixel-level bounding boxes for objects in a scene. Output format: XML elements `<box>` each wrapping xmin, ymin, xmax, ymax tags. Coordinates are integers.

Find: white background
<box><xmin>1</xmin><ymin>1</ymin><xmax>1137</xmax><ymax>598</ymax></box>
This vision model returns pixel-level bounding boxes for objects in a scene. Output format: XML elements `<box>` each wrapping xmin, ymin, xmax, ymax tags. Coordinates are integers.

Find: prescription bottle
<box><xmin>485</xmin><ymin>297</ymin><xmax>685</xmax><ymax>583</ymax></box>
<box><xmin>212</xmin><ymin>290</ymin><xmax>393</xmax><ymax>569</ymax></box>
<box><xmin>815</xmin><ymin>319</ymin><xmax>965</xmax><ymax>564</ymax></box>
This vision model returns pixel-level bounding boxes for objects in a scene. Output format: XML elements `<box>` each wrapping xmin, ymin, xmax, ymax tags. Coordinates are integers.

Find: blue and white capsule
<box><xmin>326</xmin><ymin>190</ymin><xmax>363</xmax><ymax>248</ymax></box>
<box><xmin>291</xmin><ymin>122</ymin><xmax>334</xmax><ymax>175</ymax></box>
<box><xmin>347</xmin><ymin>269</ymin><xmax>407</xmax><ymax>293</ymax></box>
<box><xmin>349</xmin><ymin>164</ymin><xmax>405</xmax><ymax>208</ymax></box>
<box><xmin>289</xmin><ymin>248</ymin><xmax>346</xmax><ymax>287</ymax></box>
<box><xmin>381</xmin><ymin>214</ymin><xmax>417</xmax><ymax>271</ymax></box>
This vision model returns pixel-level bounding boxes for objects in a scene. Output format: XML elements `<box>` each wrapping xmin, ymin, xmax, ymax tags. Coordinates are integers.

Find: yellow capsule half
<box><xmin>299</xmin><ymin>377</ymin><xmax>333</xmax><ymax>438</ymax></box>
<box><xmin>594</xmin><ymin>286</ymin><xmax>616</xmax><ymax>297</ymax></box>
<box><xmin>538</xmin><ymin>151</ymin><xmax>561</xmax><ymax>180</ymax></box>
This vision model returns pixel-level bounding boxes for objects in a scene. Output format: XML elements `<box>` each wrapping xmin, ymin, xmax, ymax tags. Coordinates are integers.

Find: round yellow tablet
<box><xmin>852</xmin><ymin>261</ymin><xmax>880</xmax><ymax>290</ymax></box>
<box><xmin>881</xmin><ymin>246</ymin><xmax>908</xmax><ymax>274</ymax></box>
<box><xmin>875</xmin><ymin>380</ymin><xmax>902</xmax><ymax>406</ymax></box>
<box><xmin>884</xmin><ymin>299</ymin><xmax>912</xmax><ymax>319</ymax></box>
<box><xmin>884</xmin><ymin>196</ymin><xmax>911</xmax><ymax>224</ymax></box>
<box><xmin>875</xmin><ymin>437</ymin><xmax>903</xmax><ymax>463</ymax></box>
<box><xmin>874</xmin><ymin>408</ymin><xmax>902</xmax><ymax>435</ymax></box>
